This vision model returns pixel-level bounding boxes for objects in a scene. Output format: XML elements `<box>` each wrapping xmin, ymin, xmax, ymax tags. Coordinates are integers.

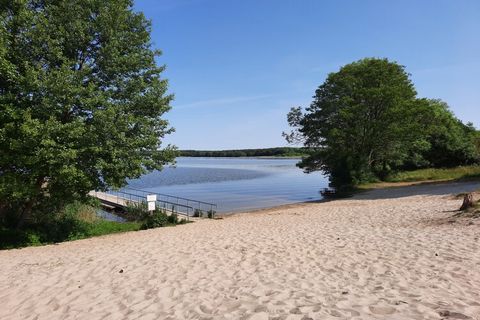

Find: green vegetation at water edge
<box><xmin>179</xmin><ymin>147</ymin><xmax>312</xmax><ymax>158</ymax></box>
<box><xmin>285</xmin><ymin>58</ymin><xmax>480</xmax><ymax>190</ymax></box>
<box><xmin>0</xmin><ymin>221</ymin><xmax>142</xmax><ymax>250</ymax></box>
<box><xmin>0</xmin><ymin>200</ymin><xmax>192</xmax><ymax>250</ymax></box>
<box><xmin>0</xmin><ymin>202</ymin><xmax>142</xmax><ymax>250</ymax></box>
<box><xmin>0</xmin><ymin>0</ymin><xmax>176</xmax><ymax>229</ymax></box>
<box><xmin>386</xmin><ymin>166</ymin><xmax>480</xmax><ymax>183</ymax></box>
<box><xmin>123</xmin><ymin>202</ymin><xmax>191</xmax><ymax>229</ymax></box>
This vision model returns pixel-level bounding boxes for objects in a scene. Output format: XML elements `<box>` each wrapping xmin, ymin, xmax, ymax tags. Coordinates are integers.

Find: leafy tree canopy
<box><xmin>284</xmin><ymin>58</ymin><xmax>479</xmax><ymax>189</ymax></box>
<box><xmin>416</xmin><ymin>99</ymin><xmax>478</xmax><ymax>168</ymax></box>
<box><xmin>0</xmin><ymin>0</ymin><xmax>176</xmax><ymax>226</ymax></box>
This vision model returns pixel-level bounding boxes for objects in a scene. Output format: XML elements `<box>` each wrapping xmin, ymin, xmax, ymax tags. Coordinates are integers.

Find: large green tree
<box><xmin>284</xmin><ymin>58</ymin><xmax>424</xmax><ymax>188</ymax></box>
<box><xmin>418</xmin><ymin>99</ymin><xmax>479</xmax><ymax>168</ymax></box>
<box><xmin>0</xmin><ymin>0</ymin><xmax>176</xmax><ymax>226</ymax></box>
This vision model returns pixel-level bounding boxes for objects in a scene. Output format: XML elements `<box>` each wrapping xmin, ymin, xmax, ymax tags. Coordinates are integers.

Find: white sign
<box><xmin>147</xmin><ymin>194</ymin><xmax>157</xmax><ymax>202</ymax></box>
<box><xmin>148</xmin><ymin>201</ymin><xmax>156</xmax><ymax>211</ymax></box>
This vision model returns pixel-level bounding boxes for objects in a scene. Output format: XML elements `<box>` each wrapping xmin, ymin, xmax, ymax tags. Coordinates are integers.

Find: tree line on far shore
<box><xmin>284</xmin><ymin>58</ymin><xmax>480</xmax><ymax>191</ymax></box>
<box><xmin>179</xmin><ymin>147</ymin><xmax>311</xmax><ymax>158</ymax></box>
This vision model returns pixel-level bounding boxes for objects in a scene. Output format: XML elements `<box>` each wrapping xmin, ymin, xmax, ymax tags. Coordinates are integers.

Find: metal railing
<box><xmin>119</xmin><ymin>187</ymin><xmax>217</xmax><ymax>214</ymax></box>
<box><xmin>93</xmin><ymin>189</ymin><xmax>194</xmax><ymax>219</ymax></box>
<box><xmin>92</xmin><ymin>187</ymin><xmax>218</xmax><ymax>219</ymax></box>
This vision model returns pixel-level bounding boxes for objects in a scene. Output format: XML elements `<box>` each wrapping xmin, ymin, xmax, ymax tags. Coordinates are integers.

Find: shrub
<box><xmin>124</xmin><ymin>202</ymin><xmax>149</xmax><ymax>221</ymax></box>
<box><xmin>25</xmin><ymin>232</ymin><xmax>42</xmax><ymax>246</ymax></box>
<box><xmin>193</xmin><ymin>209</ymin><xmax>203</xmax><ymax>217</ymax></box>
<box><xmin>0</xmin><ymin>201</ymin><xmax>142</xmax><ymax>249</ymax></box>
<box><xmin>141</xmin><ymin>210</ymin><xmax>169</xmax><ymax>229</ymax></box>
<box><xmin>207</xmin><ymin>210</ymin><xmax>216</xmax><ymax>219</ymax></box>
<box><xmin>64</xmin><ymin>201</ymin><xmax>98</xmax><ymax>223</ymax></box>
<box><xmin>167</xmin><ymin>212</ymin><xmax>178</xmax><ymax>224</ymax></box>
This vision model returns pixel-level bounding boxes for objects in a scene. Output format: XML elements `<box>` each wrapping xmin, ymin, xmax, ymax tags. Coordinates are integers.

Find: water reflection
<box><xmin>126</xmin><ymin>157</ymin><xmax>328</xmax><ymax>213</ymax></box>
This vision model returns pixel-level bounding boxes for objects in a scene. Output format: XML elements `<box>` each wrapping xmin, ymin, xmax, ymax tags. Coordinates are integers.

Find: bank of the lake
<box><xmin>2</xmin><ymin>180</ymin><xmax>479</xmax><ymax>319</ymax></box>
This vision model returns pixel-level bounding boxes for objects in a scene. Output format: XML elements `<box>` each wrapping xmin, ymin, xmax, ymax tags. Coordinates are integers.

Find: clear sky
<box><xmin>134</xmin><ymin>0</ymin><xmax>480</xmax><ymax>150</ymax></box>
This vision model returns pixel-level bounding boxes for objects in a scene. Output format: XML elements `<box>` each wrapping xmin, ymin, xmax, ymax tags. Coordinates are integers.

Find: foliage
<box><xmin>1</xmin><ymin>199</ymin><xmax>192</xmax><ymax>249</ymax></box>
<box><xmin>141</xmin><ymin>209</ymin><xmax>169</xmax><ymax>229</ymax></box>
<box><xmin>284</xmin><ymin>58</ymin><xmax>421</xmax><ymax>187</ymax></box>
<box><xmin>0</xmin><ymin>221</ymin><xmax>142</xmax><ymax>250</ymax></box>
<box><xmin>167</xmin><ymin>212</ymin><xmax>178</xmax><ymax>224</ymax></box>
<box><xmin>193</xmin><ymin>209</ymin><xmax>203</xmax><ymax>217</ymax></box>
<box><xmin>0</xmin><ymin>0</ymin><xmax>176</xmax><ymax>227</ymax></box>
<box><xmin>192</xmin><ymin>208</ymin><xmax>215</xmax><ymax>219</ymax></box>
<box><xmin>284</xmin><ymin>58</ymin><xmax>479</xmax><ymax>188</ymax></box>
<box><xmin>179</xmin><ymin>147</ymin><xmax>312</xmax><ymax>158</ymax></box>
<box><xmin>0</xmin><ymin>203</ymin><xmax>141</xmax><ymax>249</ymax></box>
<box><xmin>63</xmin><ymin>200</ymin><xmax>99</xmax><ymax>223</ymax></box>
<box><xmin>411</xmin><ymin>99</ymin><xmax>479</xmax><ymax>168</ymax></box>
<box><xmin>124</xmin><ymin>201</ymin><xmax>189</xmax><ymax>228</ymax></box>
<box><xmin>124</xmin><ymin>202</ymin><xmax>149</xmax><ymax>221</ymax></box>
<box><xmin>385</xmin><ymin>165</ymin><xmax>480</xmax><ymax>183</ymax></box>
<box><xmin>207</xmin><ymin>210</ymin><xmax>216</xmax><ymax>219</ymax></box>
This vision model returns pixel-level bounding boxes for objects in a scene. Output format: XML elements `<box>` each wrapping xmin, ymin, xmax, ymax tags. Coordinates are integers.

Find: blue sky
<box><xmin>134</xmin><ymin>0</ymin><xmax>480</xmax><ymax>150</ymax></box>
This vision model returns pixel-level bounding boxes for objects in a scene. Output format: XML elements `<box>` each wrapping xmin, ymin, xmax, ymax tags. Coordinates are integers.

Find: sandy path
<box><xmin>1</xmin><ymin>183</ymin><xmax>480</xmax><ymax>319</ymax></box>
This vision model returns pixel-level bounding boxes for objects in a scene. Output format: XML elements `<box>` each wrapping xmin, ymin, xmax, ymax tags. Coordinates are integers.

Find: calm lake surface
<box><xmin>126</xmin><ymin>157</ymin><xmax>328</xmax><ymax>213</ymax></box>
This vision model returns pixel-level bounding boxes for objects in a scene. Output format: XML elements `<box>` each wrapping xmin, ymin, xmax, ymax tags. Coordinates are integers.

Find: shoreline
<box><xmin>220</xmin><ymin>178</ymin><xmax>480</xmax><ymax>218</ymax></box>
<box><xmin>1</xmin><ymin>180</ymin><xmax>480</xmax><ymax>319</ymax></box>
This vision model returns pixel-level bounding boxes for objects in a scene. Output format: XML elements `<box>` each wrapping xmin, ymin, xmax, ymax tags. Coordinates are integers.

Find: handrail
<box><xmin>94</xmin><ymin>189</ymin><xmax>194</xmax><ymax>220</ymax></box>
<box><xmin>124</xmin><ymin>187</ymin><xmax>217</xmax><ymax>207</ymax></box>
<box><xmin>93</xmin><ymin>186</ymin><xmax>218</xmax><ymax>219</ymax></box>
<box><xmin>109</xmin><ymin>189</ymin><xmax>194</xmax><ymax>211</ymax></box>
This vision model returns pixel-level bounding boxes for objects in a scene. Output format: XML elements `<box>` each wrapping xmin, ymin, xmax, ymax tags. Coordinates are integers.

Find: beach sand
<box><xmin>1</xmin><ymin>181</ymin><xmax>480</xmax><ymax>319</ymax></box>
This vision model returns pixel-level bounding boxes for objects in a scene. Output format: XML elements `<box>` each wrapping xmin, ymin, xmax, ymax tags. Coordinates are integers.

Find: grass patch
<box><xmin>386</xmin><ymin>165</ymin><xmax>480</xmax><ymax>183</ymax></box>
<box><xmin>0</xmin><ymin>219</ymin><xmax>141</xmax><ymax>250</ymax></box>
<box><xmin>0</xmin><ymin>201</ymin><xmax>143</xmax><ymax>250</ymax></box>
<box><xmin>72</xmin><ymin>220</ymin><xmax>142</xmax><ymax>239</ymax></box>
<box><xmin>358</xmin><ymin>165</ymin><xmax>480</xmax><ymax>189</ymax></box>
<box><xmin>0</xmin><ymin>200</ymin><xmax>193</xmax><ymax>250</ymax></box>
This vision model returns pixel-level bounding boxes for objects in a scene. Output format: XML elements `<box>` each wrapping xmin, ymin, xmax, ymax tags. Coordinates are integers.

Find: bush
<box><xmin>0</xmin><ymin>202</ymin><xmax>142</xmax><ymax>249</ymax></box>
<box><xmin>193</xmin><ymin>209</ymin><xmax>203</xmax><ymax>217</ymax></box>
<box><xmin>141</xmin><ymin>209</ymin><xmax>169</xmax><ymax>229</ymax></box>
<box><xmin>124</xmin><ymin>202</ymin><xmax>150</xmax><ymax>221</ymax></box>
<box><xmin>207</xmin><ymin>210</ymin><xmax>216</xmax><ymax>219</ymax></box>
<box><xmin>1</xmin><ymin>199</ymin><xmax>193</xmax><ymax>249</ymax></box>
<box><xmin>63</xmin><ymin>201</ymin><xmax>99</xmax><ymax>223</ymax></box>
<box><xmin>167</xmin><ymin>212</ymin><xmax>178</xmax><ymax>224</ymax></box>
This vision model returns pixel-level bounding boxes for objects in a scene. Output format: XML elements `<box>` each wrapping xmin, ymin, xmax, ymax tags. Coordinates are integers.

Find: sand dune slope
<box><xmin>1</xmin><ymin>190</ymin><xmax>480</xmax><ymax>319</ymax></box>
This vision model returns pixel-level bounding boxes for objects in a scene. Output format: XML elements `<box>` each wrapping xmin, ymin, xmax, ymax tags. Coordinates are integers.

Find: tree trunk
<box><xmin>16</xmin><ymin>199</ymin><xmax>36</xmax><ymax>229</ymax></box>
<box><xmin>0</xmin><ymin>202</ymin><xmax>7</xmax><ymax>221</ymax></box>
<box><xmin>16</xmin><ymin>176</ymin><xmax>45</xmax><ymax>229</ymax></box>
<box><xmin>460</xmin><ymin>193</ymin><xmax>474</xmax><ymax>211</ymax></box>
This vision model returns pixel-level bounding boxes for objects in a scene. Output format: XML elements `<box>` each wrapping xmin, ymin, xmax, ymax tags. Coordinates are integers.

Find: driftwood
<box><xmin>459</xmin><ymin>193</ymin><xmax>474</xmax><ymax>211</ymax></box>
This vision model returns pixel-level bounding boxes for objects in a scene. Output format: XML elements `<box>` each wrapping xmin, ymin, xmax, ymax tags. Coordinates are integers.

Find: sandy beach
<box><xmin>1</xmin><ymin>181</ymin><xmax>480</xmax><ymax>320</ymax></box>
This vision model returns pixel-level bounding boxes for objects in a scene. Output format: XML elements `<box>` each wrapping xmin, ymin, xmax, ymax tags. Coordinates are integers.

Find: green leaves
<box><xmin>285</xmin><ymin>58</ymin><xmax>478</xmax><ymax>188</ymax></box>
<box><xmin>0</xmin><ymin>0</ymin><xmax>175</xmax><ymax>225</ymax></box>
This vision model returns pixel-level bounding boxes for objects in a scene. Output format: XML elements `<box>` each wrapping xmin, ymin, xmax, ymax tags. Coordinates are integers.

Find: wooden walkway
<box><xmin>89</xmin><ymin>191</ymin><xmax>133</xmax><ymax>209</ymax></box>
<box><xmin>89</xmin><ymin>188</ymin><xmax>217</xmax><ymax>219</ymax></box>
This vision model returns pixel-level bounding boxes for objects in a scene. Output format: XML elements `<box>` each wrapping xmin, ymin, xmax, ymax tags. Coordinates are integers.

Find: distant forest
<box><xmin>179</xmin><ymin>147</ymin><xmax>312</xmax><ymax>158</ymax></box>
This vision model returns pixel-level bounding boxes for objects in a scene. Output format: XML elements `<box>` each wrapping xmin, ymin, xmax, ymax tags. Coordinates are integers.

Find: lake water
<box><xmin>126</xmin><ymin>157</ymin><xmax>328</xmax><ymax>213</ymax></box>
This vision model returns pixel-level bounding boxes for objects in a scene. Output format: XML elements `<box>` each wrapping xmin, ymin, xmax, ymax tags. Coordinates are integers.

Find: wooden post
<box><xmin>460</xmin><ymin>193</ymin><xmax>474</xmax><ymax>211</ymax></box>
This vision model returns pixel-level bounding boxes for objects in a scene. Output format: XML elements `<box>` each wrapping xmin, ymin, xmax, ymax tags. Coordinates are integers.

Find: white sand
<box><xmin>1</xmin><ymin>182</ymin><xmax>480</xmax><ymax>320</ymax></box>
